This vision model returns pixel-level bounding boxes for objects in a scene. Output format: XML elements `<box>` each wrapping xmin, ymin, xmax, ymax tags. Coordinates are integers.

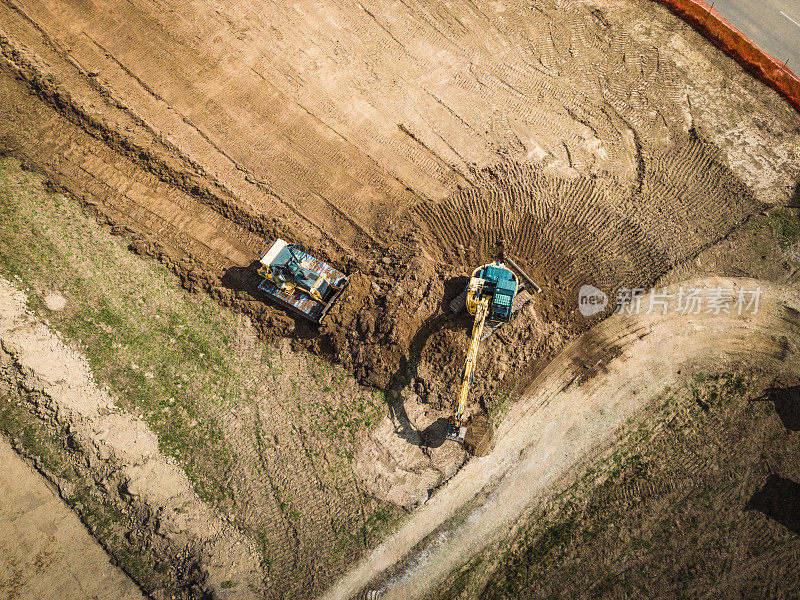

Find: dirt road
<box><xmin>319</xmin><ymin>277</ymin><xmax>800</xmax><ymax>599</ymax></box>
<box><xmin>0</xmin><ymin>436</ymin><xmax>144</xmax><ymax>600</ymax></box>
<box><xmin>0</xmin><ymin>276</ymin><xmax>264</xmax><ymax>599</ymax></box>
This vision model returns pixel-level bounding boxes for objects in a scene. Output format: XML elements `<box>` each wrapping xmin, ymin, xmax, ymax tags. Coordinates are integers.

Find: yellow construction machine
<box><xmin>446</xmin><ymin>262</ymin><xmax>521</xmax><ymax>443</ymax></box>
<box><xmin>254</xmin><ymin>239</ymin><xmax>347</xmax><ymax>323</ymax></box>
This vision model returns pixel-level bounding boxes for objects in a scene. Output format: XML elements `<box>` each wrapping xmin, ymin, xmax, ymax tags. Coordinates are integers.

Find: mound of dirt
<box><xmin>354</xmin><ymin>395</ymin><xmax>466</xmax><ymax>508</ymax></box>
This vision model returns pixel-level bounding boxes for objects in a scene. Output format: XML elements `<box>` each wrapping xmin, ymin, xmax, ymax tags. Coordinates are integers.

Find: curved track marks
<box><xmin>319</xmin><ymin>277</ymin><xmax>800</xmax><ymax>600</ymax></box>
<box><xmin>0</xmin><ymin>0</ymin><xmax>720</xmax><ymax>230</ymax></box>
<box><xmin>415</xmin><ymin>139</ymin><xmax>759</xmax><ymax>298</ymax></box>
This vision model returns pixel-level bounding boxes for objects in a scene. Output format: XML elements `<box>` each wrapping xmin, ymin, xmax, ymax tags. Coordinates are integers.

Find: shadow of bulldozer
<box><xmin>220</xmin><ymin>262</ymin><xmax>265</xmax><ymax>296</ymax></box>
<box><xmin>219</xmin><ymin>263</ymin><xmax>321</xmax><ymax>339</ymax></box>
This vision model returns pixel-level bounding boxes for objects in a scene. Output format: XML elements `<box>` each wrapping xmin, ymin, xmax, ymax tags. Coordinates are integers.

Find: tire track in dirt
<box><xmin>1</xmin><ymin>0</ymin><xmax>798</xmax><ymax>396</ymax></box>
<box><xmin>8</xmin><ymin>0</ymin><xmax>791</xmax><ymax>226</ymax></box>
<box><xmin>0</xmin><ymin>58</ymin><xmax>261</xmax><ymax>272</ymax></box>
<box><xmin>414</xmin><ymin>137</ymin><xmax>760</xmax><ymax>319</ymax></box>
<box><xmin>0</xmin><ymin>0</ymin><xmax>798</xmax><ymax>595</ymax></box>
<box><xmin>0</xmin><ymin>5</ymin><xmax>365</xmax><ymax>257</ymax></box>
<box><xmin>319</xmin><ymin>277</ymin><xmax>800</xmax><ymax>600</ymax></box>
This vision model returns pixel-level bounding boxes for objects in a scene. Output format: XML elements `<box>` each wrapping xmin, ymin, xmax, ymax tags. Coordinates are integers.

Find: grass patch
<box><xmin>748</xmin><ymin>205</ymin><xmax>800</xmax><ymax>252</ymax></box>
<box><xmin>473</xmin><ymin>372</ymin><xmax>761</xmax><ymax>599</ymax></box>
<box><xmin>0</xmin><ymin>157</ymin><xmax>266</xmax><ymax>509</ymax></box>
<box><xmin>0</xmin><ymin>157</ymin><xmax>401</xmax><ymax>591</ymax></box>
<box><xmin>770</xmin><ymin>208</ymin><xmax>800</xmax><ymax>248</ymax></box>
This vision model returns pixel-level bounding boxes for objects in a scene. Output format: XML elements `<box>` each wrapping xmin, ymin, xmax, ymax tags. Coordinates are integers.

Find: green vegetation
<box><xmin>333</xmin><ymin>502</ymin><xmax>398</xmax><ymax>559</ymax></box>
<box><xmin>0</xmin><ymin>157</ymin><xmax>400</xmax><ymax>587</ymax></box>
<box><xmin>463</xmin><ymin>371</ymin><xmax>792</xmax><ymax>600</ymax></box>
<box><xmin>748</xmin><ymin>203</ymin><xmax>800</xmax><ymax>252</ymax></box>
<box><xmin>0</xmin><ymin>157</ymin><xmax>265</xmax><ymax>508</ymax></box>
<box><xmin>487</xmin><ymin>390</ymin><xmax>511</xmax><ymax>422</ymax></box>
<box><xmin>769</xmin><ymin>207</ymin><xmax>800</xmax><ymax>248</ymax></box>
<box><xmin>308</xmin><ymin>389</ymin><xmax>384</xmax><ymax>446</ymax></box>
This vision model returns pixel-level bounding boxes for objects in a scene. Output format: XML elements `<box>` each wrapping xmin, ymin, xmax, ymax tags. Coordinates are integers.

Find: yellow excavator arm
<box><xmin>447</xmin><ymin>297</ymin><xmax>489</xmax><ymax>442</ymax></box>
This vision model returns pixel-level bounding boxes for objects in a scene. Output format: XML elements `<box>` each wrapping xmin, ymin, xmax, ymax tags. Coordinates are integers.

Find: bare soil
<box><xmin>0</xmin><ymin>158</ymin><xmax>404</xmax><ymax>599</ymax></box>
<box><xmin>0</xmin><ymin>0</ymin><xmax>799</xmax><ymax>598</ymax></box>
<box><xmin>0</xmin><ymin>434</ymin><xmax>145</xmax><ymax>600</ymax></box>
<box><xmin>324</xmin><ymin>277</ymin><xmax>800</xmax><ymax>599</ymax></box>
<box><xmin>477</xmin><ymin>372</ymin><xmax>800</xmax><ymax>600</ymax></box>
<box><xmin>0</xmin><ymin>276</ymin><xmax>264</xmax><ymax>599</ymax></box>
<box><xmin>0</xmin><ymin>0</ymin><xmax>797</xmax><ymax>414</ymax></box>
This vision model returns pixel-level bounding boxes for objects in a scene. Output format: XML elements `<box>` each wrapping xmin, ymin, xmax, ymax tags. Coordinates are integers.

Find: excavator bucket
<box><xmin>446</xmin><ymin>421</ymin><xmax>467</xmax><ymax>444</ymax></box>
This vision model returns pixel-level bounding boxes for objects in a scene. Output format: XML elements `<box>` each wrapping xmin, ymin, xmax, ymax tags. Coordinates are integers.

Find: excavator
<box><xmin>447</xmin><ymin>261</ymin><xmax>535</xmax><ymax>444</ymax></box>
<box><xmin>254</xmin><ymin>239</ymin><xmax>348</xmax><ymax>323</ymax></box>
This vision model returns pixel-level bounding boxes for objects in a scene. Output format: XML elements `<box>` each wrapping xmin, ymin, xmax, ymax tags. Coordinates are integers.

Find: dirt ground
<box><xmin>1</xmin><ymin>0</ymin><xmax>798</xmax><ymax>512</ymax></box>
<box><xmin>320</xmin><ymin>277</ymin><xmax>800</xmax><ymax>599</ymax></box>
<box><xmin>0</xmin><ymin>0</ymin><xmax>799</xmax><ymax>598</ymax></box>
<box><xmin>0</xmin><ymin>434</ymin><xmax>145</xmax><ymax>600</ymax></box>
<box><xmin>0</xmin><ymin>157</ymin><xmax>410</xmax><ymax>599</ymax></box>
<box><xmin>0</xmin><ymin>273</ymin><xmax>266</xmax><ymax>598</ymax></box>
<box><xmin>477</xmin><ymin>372</ymin><xmax>800</xmax><ymax>600</ymax></box>
<box><xmin>1</xmin><ymin>0</ymin><xmax>798</xmax><ymax>404</ymax></box>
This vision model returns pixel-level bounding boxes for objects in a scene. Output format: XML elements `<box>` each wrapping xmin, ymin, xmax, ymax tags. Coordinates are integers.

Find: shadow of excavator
<box><xmin>746</xmin><ymin>474</ymin><xmax>800</xmax><ymax>535</ymax></box>
<box><xmin>752</xmin><ymin>385</ymin><xmax>800</xmax><ymax>431</ymax></box>
<box><xmin>385</xmin><ymin>275</ymin><xmax>471</xmax><ymax>449</ymax></box>
<box><xmin>387</xmin><ymin>399</ymin><xmax>449</xmax><ymax>449</ymax></box>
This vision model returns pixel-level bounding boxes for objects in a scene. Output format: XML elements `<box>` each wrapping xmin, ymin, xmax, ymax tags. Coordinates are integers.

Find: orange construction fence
<box><xmin>653</xmin><ymin>0</ymin><xmax>800</xmax><ymax>114</ymax></box>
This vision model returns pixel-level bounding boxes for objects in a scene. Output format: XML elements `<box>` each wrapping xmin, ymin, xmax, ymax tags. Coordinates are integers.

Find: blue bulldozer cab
<box><xmin>272</xmin><ymin>244</ymin><xmax>333</xmax><ymax>301</ymax></box>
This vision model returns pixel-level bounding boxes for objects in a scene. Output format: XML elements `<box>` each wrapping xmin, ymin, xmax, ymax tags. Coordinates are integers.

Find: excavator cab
<box><xmin>447</xmin><ymin>262</ymin><xmax>519</xmax><ymax>444</ymax></box>
<box><xmin>469</xmin><ymin>264</ymin><xmax>517</xmax><ymax>323</ymax></box>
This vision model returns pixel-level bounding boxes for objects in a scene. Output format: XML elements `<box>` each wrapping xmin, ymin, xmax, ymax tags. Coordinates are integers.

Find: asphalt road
<box><xmin>712</xmin><ymin>0</ymin><xmax>800</xmax><ymax>69</ymax></box>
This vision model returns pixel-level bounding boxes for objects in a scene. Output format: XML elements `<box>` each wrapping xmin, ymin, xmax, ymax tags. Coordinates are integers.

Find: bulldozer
<box><xmin>255</xmin><ymin>239</ymin><xmax>347</xmax><ymax>323</ymax></box>
<box><xmin>447</xmin><ymin>261</ymin><xmax>535</xmax><ymax>444</ymax></box>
